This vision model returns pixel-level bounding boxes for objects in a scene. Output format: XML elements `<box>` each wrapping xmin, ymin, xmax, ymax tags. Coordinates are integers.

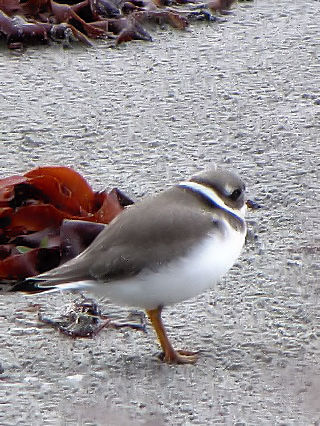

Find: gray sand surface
<box><xmin>1</xmin><ymin>0</ymin><xmax>320</xmax><ymax>424</ymax></box>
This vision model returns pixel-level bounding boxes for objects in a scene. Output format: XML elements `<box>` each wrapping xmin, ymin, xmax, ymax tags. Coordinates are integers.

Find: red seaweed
<box><xmin>0</xmin><ymin>166</ymin><xmax>134</xmax><ymax>281</ymax></box>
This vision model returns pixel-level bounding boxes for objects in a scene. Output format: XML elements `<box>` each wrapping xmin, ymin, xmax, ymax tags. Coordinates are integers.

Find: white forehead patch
<box><xmin>224</xmin><ymin>183</ymin><xmax>236</xmax><ymax>195</ymax></box>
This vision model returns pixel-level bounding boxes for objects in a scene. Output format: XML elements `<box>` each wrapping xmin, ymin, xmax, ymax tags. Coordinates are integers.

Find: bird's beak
<box><xmin>246</xmin><ymin>199</ymin><xmax>261</xmax><ymax>210</ymax></box>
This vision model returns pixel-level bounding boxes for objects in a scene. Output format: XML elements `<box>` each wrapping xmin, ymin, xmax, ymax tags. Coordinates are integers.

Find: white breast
<box><xmin>94</xmin><ymin>222</ymin><xmax>246</xmax><ymax>310</ymax></box>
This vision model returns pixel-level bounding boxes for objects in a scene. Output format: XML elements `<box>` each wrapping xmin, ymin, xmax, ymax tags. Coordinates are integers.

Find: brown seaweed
<box><xmin>0</xmin><ymin>166</ymin><xmax>134</xmax><ymax>281</ymax></box>
<box><xmin>0</xmin><ymin>0</ymin><xmax>241</xmax><ymax>49</ymax></box>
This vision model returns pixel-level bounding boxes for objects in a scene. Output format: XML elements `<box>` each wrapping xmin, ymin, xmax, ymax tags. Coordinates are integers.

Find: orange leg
<box><xmin>146</xmin><ymin>306</ymin><xmax>198</xmax><ymax>364</ymax></box>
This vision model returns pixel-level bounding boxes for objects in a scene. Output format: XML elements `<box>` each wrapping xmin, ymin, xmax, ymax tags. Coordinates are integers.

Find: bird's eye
<box><xmin>229</xmin><ymin>188</ymin><xmax>242</xmax><ymax>201</ymax></box>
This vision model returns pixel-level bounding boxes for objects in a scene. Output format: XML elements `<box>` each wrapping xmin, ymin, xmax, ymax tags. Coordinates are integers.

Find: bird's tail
<box><xmin>1</xmin><ymin>256</ymin><xmax>93</xmax><ymax>295</ymax></box>
<box><xmin>0</xmin><ymin>279</ymin><xmax>56</xmax><ymax>294</ymax></box>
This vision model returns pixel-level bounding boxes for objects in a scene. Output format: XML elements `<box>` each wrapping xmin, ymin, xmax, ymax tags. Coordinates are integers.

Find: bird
<box><xmin>10</xmin><ymin>167</ymin><xmax>249</xmax><ymax>364</ymax></box>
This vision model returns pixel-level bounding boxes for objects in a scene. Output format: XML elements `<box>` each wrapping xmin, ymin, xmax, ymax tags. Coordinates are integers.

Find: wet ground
<box><xmin>0</xmin><ymin>0</ymin><xmax>320</xmax><ymax>424</ymax></box>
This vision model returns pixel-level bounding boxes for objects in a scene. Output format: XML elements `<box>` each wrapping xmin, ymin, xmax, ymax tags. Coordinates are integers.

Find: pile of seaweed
<box><xmin>0</xmin><ymin>166</ymin><xmax>133</xmax><ymax>281</ymax></box>
<box><xmin>0</xmin><ymin>0</ymin><xmax>244</xmax><ymax>49</ymax></box>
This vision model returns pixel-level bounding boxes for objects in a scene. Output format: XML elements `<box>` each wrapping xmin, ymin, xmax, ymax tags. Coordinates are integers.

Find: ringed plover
<box><xmin>12</xmin><ymin>167</ymin><xmax>248</xmax><ymax>364</ymax></box>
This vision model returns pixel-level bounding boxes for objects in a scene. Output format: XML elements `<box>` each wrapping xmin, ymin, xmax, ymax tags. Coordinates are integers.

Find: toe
<box><xmin>160</xmin><ymin>349</ymin><xmax>199</xmax><ymax>364</ymax></box>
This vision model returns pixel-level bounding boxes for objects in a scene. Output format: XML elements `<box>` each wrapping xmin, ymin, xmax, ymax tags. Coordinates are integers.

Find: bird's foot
<box><xmin>159</xmin><ymin>349</ymin><xmax>199</xmax><ymax>364</ymax></box>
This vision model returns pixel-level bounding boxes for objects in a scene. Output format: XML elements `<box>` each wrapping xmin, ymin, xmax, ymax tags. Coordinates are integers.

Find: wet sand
<box><xmin>1</xmin><ymin>0</ymin><xmax>320</xmax><ymax>424</ymax></box>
